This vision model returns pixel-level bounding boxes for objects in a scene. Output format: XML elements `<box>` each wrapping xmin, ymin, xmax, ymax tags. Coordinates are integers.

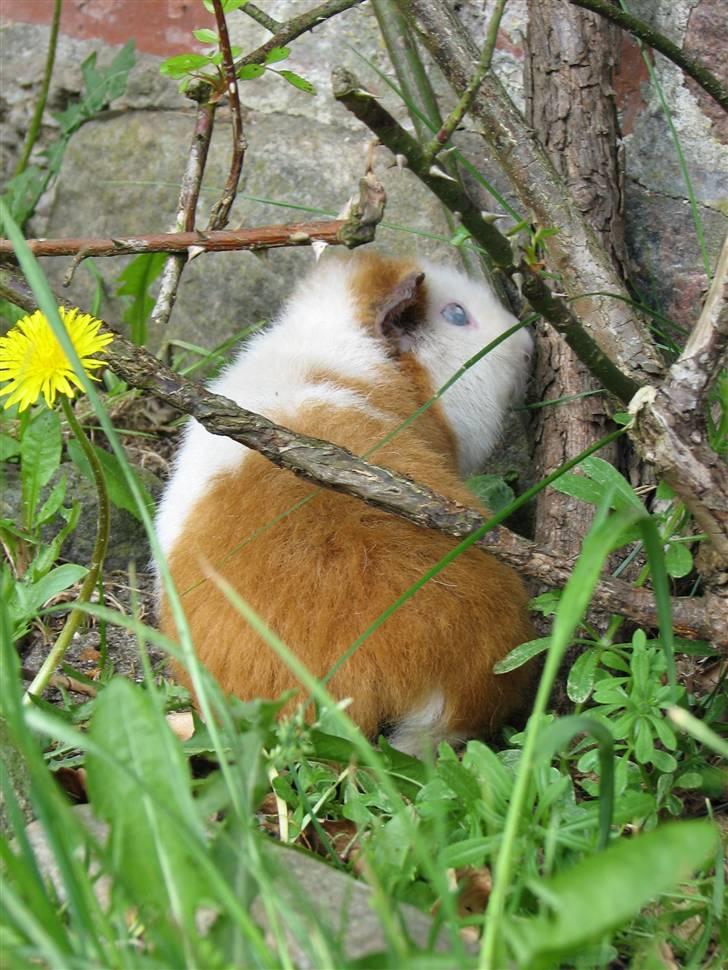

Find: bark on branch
<box><xmin>0</xmin><ymin>265</ymin><xmax>723</xmax><ymax>647</ymax></box>
<box><xmin>629</xmin><ymin>237</ymin><xmax>728</xmax><ymax>562</ymax></box>
<box><xmin>0</xmin><ymin>175</ymin><xmax>386</xmax><ymax>279</ymax></box>
<box><xmin>567</xmin><ymin>0</ymin><xmax>728</xmax><ymax>112</ymax></box>
<box><xmin>400</xmin><ymin>0</ymin><xmax>663</xmax><ymax>385</ymax></box>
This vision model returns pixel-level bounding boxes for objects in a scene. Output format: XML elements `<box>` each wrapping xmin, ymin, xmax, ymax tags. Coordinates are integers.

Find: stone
<box><xmin>21</xmin><ymin>803</ymin><xmax>467</xmax><ymax>964</ymax></box>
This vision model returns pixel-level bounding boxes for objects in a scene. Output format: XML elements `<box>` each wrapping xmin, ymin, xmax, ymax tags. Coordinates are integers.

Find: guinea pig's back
<box><xmin>160</xmin><ymin>397</ymin><xmax>533</xmax><ymax>749</ymax></box>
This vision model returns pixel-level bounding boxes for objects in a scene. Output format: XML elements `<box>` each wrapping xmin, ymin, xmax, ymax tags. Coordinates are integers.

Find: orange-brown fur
<box><xmin>160</xmin><ymin>253</ymin><xmax>534</xmax><ymax>741</ymax></box>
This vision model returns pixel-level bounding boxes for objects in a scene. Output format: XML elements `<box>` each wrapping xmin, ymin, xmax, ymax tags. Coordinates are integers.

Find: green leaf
<box><xmin>276</xmin><ymin>70</ymin><xmax>316</xmax><ymax>94</ymax></box>
<box><xmin>676</xmin><ymin>772</ymin><xmax>703</xmax><ymax>789</ymax></box>
<box><xmin>437</xmin><ymin>750</ymin><xmax>481</xmax><ymax>811</ymax></box>
<box><xmin>509</xmin><ymin>821</ymin><xmax>718</xmax><ymax>966</ymax></box>
<box><xmin>566</xmin><ymin>650</ymin><xmax>598</xmax><ymax>703</ymax></box>
<box><xmin>20</xmin><ymin>409</ymin><xmax>62</xmax><ymax>532</ymax></box>
<box><xmin>655</xmin><ymin>481</ymin><xmax>675</xmax><ymax>501</ymax></box>
<box><xmin>650</xmin><ymin>749</ymin><xmax>678</xmax><ymax>773</ymax></box>
<box><xmin>78</xmin><ymin>41</ymin><xmax>136</xmax><ymax>119</ymax></box>
<box><xmin>551</xmin><ymin>473</ymin><xmax>605</xmax><ymax>506</ymax></box>
<box><xmin>35</xmin><ymin>472</ymin><xmax>67</xmax><ymax>527</ymax></box>
<box><xmin>203</xmin><ymin>0</ymin><xmax>249</xmax><ymax>10</ymax></box>
<box><xmin>579</xmin><ymin>457</ymin><xmax>643</xmax><ymax>510</ymax></box>
<box><xmin>529</xmin><ymin>590</ymin><xmax>561</xmax><ymax>616</ymax></box>
<box><xmin>67</xmin><ymin>439</ymin><xmax>153</xmax><ymax>521</ymax></box>
<box><xmin>264</xmin><ymin>46</ymin><xmax>290</xmax><ymax>65</ymax></box>
<box><xmin>466</xmin><ymin>473</ymin><xmax>515</xmax><ymax>513</ymax></box>
<box><xmin>634</xmin><ymin>718</ymin><xmax>655</xmax><ymax>764</ymax></box>
<box><xmin>115</xmin><ymin>251</ymin><xmax>167</xmax><ymax>345</ymax></box>
<box><xmin>160</xmin><ymin>53</ymin><xmax>215</xmax><ymax>79</ymax></box>
<box><xmin>237</xmin><ymin>63</ymin><xmax>265</xmax><ymax>80</ymax></box>
<box><xmin>192</xmin><ymin>28</ymin><xmax>219</xmax><ymax>44</ymax></box>
<box><xmin>18</xmin><ymin>563</ymin><xmax>88</xmax><ymax>617</ymax></box>
<box><xmin>0</xmin><ymin>433</ymin><xmax>21</xmax><ymax>461</ymax></box>
<box><xmin>85</xmin><ymin>678</ymin><xmax>206</xmax><ymax>919</ymax></box>
<box><xmin>494</xmin><ymin>637</ymin><xmax>551</xmax><ymax>674</ymax></box>
<box><xmin>29</xmin><ymin>501</ymin><xmax>80</xmax><ymax>581</ymax></box>
<box><xmin>0</xmin><ymin>166</ymin><xmax>49</xmax><ymax>227</ymax></box>
<box><xmin>535</xmin><ymin>715</ymin><xmax>614</xmax><ymax>849</ymax></box>
<box><xmin>664</xmin><ymin>541</ymin><xmax>693</xmax><ymax>578</ymax></box>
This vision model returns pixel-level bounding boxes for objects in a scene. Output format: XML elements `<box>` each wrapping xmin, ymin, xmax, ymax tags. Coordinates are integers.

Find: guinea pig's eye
<box><xmin>441</xmin><ymin>302</ymin><xmax>469</xmax><ymax>326</ymax></box>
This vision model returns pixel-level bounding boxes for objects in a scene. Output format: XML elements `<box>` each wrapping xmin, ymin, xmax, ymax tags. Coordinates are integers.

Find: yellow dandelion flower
<box><xmin>0</xmin><ymin>307</ymin><xmax>113</xmax><ymax>412</ymax></box>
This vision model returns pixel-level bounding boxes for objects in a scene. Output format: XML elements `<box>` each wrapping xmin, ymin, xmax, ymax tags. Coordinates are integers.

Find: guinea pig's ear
<box><xmin>373</xmin><ymin>270</ymin><xmax>426</xmax><ymax>354</ymax></box>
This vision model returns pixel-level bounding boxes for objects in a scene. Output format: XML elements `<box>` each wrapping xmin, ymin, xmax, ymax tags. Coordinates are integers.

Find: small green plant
<box><xmin>1</xmin><ymin>41</ymin><xmax>135</xmax><ymax>227</ymax></box>
<box><xmin>160</xmin><ymin>27</ymin><xmax>315</xmax><ymax>97</ymax></box>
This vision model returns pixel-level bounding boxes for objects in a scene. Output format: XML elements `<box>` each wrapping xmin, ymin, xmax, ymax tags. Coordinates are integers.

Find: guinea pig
<box><xmin>155</xmin><ymin>251</ymin><xmax>535</xmax><ymax>754</ymax></box>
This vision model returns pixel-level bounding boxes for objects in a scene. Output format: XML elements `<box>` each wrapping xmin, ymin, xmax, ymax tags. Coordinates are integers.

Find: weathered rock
<box><xmin>22</xmin><ymin>803</ymin><xmax>466</xmax><ymax>964</ymax></box>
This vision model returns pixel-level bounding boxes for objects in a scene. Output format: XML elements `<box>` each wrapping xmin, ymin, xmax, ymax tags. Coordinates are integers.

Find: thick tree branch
<box><xmin>0</xmin><ymin>265</ymin><xmax>723</xmax><ymax>647</ymax></box>
<box><xmin>629</xmin><ymin>237</ymin><xmax>728</xmax><ymax>563</ymax></box>
<box><xmin>240</xmin><ymin>2</ymin><xmax>282</xmax><ymax>35</ymax></box>
<box><xmin>401</xmin><ymin>0</ymin><xmax>663</xmax><ymax>384</ymax></box>
<box><xmin>567</xmin><ymin>0</ymin><xmax>728</xmax><ymax>112</ymax></box>
<box><xmin>525</xmin><ymin>0</ymin><xmax>623</xmax><ymax>561</ymax></box>
<box><xmin>668</xmin><ymin>234</ymin><xmax>728</xmax><ymax>413</ymax></box>
<box><xmin>332</xmin><ymin>67</ymin><xmax>639</xmax><ymax>404</ymax></box>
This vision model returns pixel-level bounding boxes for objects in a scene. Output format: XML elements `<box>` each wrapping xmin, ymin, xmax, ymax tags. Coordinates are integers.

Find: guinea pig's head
<box><xmin>352</xmin><ymin>255</ymin><xmax>533</xmax><ymax>476</ymax></box>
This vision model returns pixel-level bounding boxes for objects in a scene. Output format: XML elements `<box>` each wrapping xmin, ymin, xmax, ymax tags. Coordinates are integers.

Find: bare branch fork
<box><xmin>0</xmin><ymin>266</ymin><xmax>724</xmax><ymax>647</ymax></box>
<box><xmin>149</xmin><ymin>0</ymin><xmax>366</xmax><ymax>331</ymax></box>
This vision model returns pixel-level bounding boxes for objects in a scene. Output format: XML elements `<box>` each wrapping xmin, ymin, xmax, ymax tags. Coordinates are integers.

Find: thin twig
<box><xmin>568</xmin><ymin>0</ymin><xmax>728</xmax><ymax>112</ymax></box>
<box><xmin>14</xmin><ymin>0</ymin><xmax>63</xmax><ymax>177</ymax></box>
<box><xmin>1</xmin><ymin>216</ymin><xmax>382</xmax><ymax>262</ymax></box>
<box><xmin>237</xmin><ymin>0</ymin><xmax>365</xmax><ymax>70</ymax></box>
<box><xmin>0</xmin><ymin>265</ymin><xmax>723</xmax><ymax>647</ymax></box>
<box><xmin>242</xmin><ymin>2</ymin><xmax>282</xmax><ymax>34</ymax></box>
<box><xmin>208</xmin><ymin>0</ymin><xmax>247</xmax><ymax>231</ymax></box>
<box><xmin>423</xmin><ymin>0</ymin><xmax>507</xmax><ymax>165</ymax></box>
<box><xmin>21</xmin><ymin>666</ymin><xmax>98</xmax><ymax>698</ymax></box>
<box><xmin>151</xmin><ymin>100</ymin><xmax>216</xmax><ymax>331</ymax></box>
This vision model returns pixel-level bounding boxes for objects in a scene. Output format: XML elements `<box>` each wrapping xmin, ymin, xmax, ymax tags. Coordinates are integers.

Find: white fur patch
<box><xmin>387</xmin><ymin>690</ymin><xmax>451</xmax><ymax>755</ymax></box>
<box><xmin>414</xmin><ymin>260</ymin><xmax>533</xmax><ymax>476</ymax></box>
<box><xmin>154</xmin><ymin>262</ymin><xmax>394</xmax><ymax>565</ymax></box>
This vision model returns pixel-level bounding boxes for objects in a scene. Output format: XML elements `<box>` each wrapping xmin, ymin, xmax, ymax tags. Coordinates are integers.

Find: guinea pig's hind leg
<box><xmin>384</xmin><ymin>690</ymin><xmax>462</xmax><ymax>757</ymax></box>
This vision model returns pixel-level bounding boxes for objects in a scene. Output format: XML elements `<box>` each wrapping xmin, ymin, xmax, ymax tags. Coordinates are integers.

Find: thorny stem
<box><xmin>24</xmin><ymin>396</ymin><xmax>110</xmax><ymax>704</ymax></box>
<box><xmin>1</xmin><ymin>218</ymin><xmax>378</xmax><ymax>261</ymax></box>
<box><xmin>236</xmin><ymin>0</ymin><xmax>365</xmax><ymax>70</ymax></box>
<box><xmin>423</xmin><ymin>0</ymin><xmax>507</xmax><ymax>166</ymax></box>
<box><xmin>14</xmin><ymin>0</ymin><xmax>63</xmax><ymax>178</ymax></box>
<box><xmin>208</xmin><ymin>0</ymin><xmax>247</xmax><ymax>231</ymax></box>
<box><xmin>568</xmin><ymin>0</ymin><xmax>728</xmax><ymax>112</ymax></box>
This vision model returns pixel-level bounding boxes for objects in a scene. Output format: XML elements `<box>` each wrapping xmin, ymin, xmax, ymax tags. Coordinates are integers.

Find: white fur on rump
<box><xmin>155</xmin><ymin>256</ymin><xmax>532</xmax><ymax>567</ymax></box>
